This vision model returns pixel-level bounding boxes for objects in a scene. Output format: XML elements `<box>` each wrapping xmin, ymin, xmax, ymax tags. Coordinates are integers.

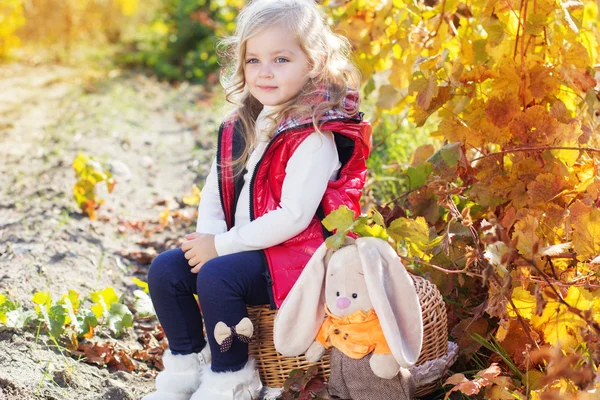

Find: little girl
<box><xmin>143</xmin><ymin>0</ymin><xmax>371</xmax><ymax>399</ymax></box>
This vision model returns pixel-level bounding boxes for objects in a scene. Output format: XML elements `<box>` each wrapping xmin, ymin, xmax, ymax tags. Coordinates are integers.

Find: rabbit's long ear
<box><xmin>356</xmin><ymin>237</ymin><xmax>423</xmax><ymax>368</ymax></box>
<box><xmin>274</xmin><ymin>242</ymin><xmax>330</xmax><ymax>357</ymax></box>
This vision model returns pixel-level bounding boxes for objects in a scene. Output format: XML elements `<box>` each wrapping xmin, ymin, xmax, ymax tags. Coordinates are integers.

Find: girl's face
<box><xmin>244</xmin><ymin>24</ymin><xmax>311</xmax><ymax>107</ymax></box>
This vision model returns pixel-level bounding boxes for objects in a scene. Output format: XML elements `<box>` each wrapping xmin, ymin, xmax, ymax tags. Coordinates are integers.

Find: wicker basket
<box><xmin>248</xmin><ymin>306</ymin><xmax>331</xmax><ymax>388</ymax></box>
<box><xmin>247</xmin><ymin>274</ymin><xmax>448</xmax><ymax>397</ymax></box>
<box><xmin>412</xmin><ymin>275</ymin><xmax>449</xmax><ymax>397</ymax></box>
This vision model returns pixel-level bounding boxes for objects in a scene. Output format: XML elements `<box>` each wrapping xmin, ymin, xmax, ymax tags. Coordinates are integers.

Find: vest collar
<box><xmin>273</xmin><ymin>86</ymin><xmax>363</xmax><ymax>137</ymax></box>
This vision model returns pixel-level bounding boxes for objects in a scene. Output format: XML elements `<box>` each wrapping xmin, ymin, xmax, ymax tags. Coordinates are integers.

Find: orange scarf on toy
<box><xmin>315</xmin><ymin>305</ymin><xmax>391</xmax><ymax>359</ymax></box>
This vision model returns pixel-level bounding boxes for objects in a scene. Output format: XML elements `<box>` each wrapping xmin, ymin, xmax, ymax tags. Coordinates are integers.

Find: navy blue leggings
<box><xmin>147</xmin><ymin>248</ymin><xmax>270</xmax><ymax>372</ymax></box>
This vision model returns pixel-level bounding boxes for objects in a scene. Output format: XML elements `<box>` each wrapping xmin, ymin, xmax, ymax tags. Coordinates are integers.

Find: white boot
<box><xmin>190</xmin><ymin>358</ymin><xmax>263</xmax><ymax>400</ymax></box>
<box><xmin>142</xmin><ymin>344</ymin><xmax>212</xmax><ymax>400</ymax></box>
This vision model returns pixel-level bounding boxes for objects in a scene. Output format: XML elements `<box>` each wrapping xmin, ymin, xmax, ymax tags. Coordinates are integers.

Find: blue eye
<box><xmin>275</xmin><ymin>57</ymin><xmax>289</xmax><ymax>63</ymax></box>
<box><xmin>246</xmin><ymin>59</ymin><xmax>258</xmax><ymax>64</ymax></box>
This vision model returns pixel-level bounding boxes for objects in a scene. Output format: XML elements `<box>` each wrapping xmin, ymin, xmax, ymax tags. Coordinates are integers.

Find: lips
<box><xmin>258</xmin><ymin>85</ymin><xmax>277</xmax><ymax>91</ymax></box>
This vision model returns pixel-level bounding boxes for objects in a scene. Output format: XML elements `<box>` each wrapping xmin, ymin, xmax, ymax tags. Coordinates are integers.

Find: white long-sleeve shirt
<box><xmin>196</xmin><ymin>105</ymin><xmax>341</xmax><ymax>255</ymax></box>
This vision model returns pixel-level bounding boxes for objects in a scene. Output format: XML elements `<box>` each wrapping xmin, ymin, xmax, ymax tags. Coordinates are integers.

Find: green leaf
<box><xmin>405</xmin><ymin>163</ymin><xmax>433</xmax><ymax>189</ymax></box>
<box><xmin>133</xmin><ymin>290</ymin><xmax>155</xmax><ymax>317</ymax></box>
<box><xmin>48</xmin><ymin>304</ymin><xmax>67</xmax><ymax>338</ymax></box>
<box><xmin>107</xmin><ymin>303</ymin><xmax>134</xmax><ymax>337</ymax></box>
<box><xmin>486</xmin><ymin>19</ymin><xmax>505</xmax><ymax>47</ymax></box>
<box><xmin>77</xmin><ymin>309</ymin><xmax>98</xmax><ymax>337</ymax></box>
<box><xmin>0</xmin><ymin>295</ymin><xmax>23</xmax><ymax>326</ymax></box>
<box><xmin>371</xmin><ymin>209</ymin><xmax>385</xmax><ymax>227</ymax></box>
<box><xmin>5</xmin><ymin>309</ymin><xmax>36</xmax><ymax>328</ymax></box>
<box><xmin>325</xmin><ymin>231</ymin><xmax>349</xmax><ymax>250</ymax></box>
<box><xmin>322</xmin><ymin>205</ymin><xmax>355</xmax><ymax>233</ymax></box>
<box><xmin>426</xmin><ymin>142</ymin><xmax>463</xmax><ymax>174</ymax></box>
<box><xmin>363</xmin><ymin>76</ymin><xmax>376</xmax><ymax>99</ymax></box>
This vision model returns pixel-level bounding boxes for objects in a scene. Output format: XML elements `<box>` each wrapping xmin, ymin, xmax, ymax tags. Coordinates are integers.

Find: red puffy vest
<box><xmin>217</xmin><ymin>115</ymin><xmax>372</xmax><ymax>308</ymax></box>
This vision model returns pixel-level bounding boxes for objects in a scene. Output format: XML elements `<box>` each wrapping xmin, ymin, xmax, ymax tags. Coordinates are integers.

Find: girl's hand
<box><xmin>181</xmin><ymin>233</ymin><xmax>218</xmax><ymax>273</ymax></box>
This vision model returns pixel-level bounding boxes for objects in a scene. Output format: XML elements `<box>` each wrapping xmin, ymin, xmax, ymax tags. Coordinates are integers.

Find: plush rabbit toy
<box><xmin>274</xmin><ymin>237</ymin><xmax>423</xmax><ymax>400</ymax></box>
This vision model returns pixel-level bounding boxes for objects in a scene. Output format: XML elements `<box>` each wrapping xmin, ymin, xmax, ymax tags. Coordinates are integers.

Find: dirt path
<box><xmin>0</xmin><ymin>62</ymin><xmax>222</xmax><ymax>399</ymax></box>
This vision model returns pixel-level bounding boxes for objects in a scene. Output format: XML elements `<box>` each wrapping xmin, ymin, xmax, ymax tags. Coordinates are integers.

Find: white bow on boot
<box><xmin>190</xmin><ymin>358</ymin><xmax>263</xmax><ymax>400</ymax></box>
<box><xmin>142</xmin><ymin>344</ymin><xmax>211</xmax><ymax>400</ymax></box>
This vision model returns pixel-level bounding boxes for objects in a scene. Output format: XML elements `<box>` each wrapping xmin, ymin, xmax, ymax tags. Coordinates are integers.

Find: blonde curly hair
<box><xmin>216</xmin><ymin>0</ymin><xmax>361</xmax><ymax>174</ymax></box>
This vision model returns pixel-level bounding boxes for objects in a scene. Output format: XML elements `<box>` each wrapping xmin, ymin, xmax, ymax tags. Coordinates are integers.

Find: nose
<box><xmin>336</xmin><ymin>297</ymin><xmax>351</xmax><ymax>310</ymax></box>
<box><xmin>259</xmin><ymin>65</ymin><xmax>273</xmax><ymax>78</ymax></box>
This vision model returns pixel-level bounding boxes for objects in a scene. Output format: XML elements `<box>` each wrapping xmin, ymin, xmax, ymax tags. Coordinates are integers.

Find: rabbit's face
<box><xmin>325</xmin><ymin>245</ymin><xmax>373</xmax><ymax>318</ymax></box>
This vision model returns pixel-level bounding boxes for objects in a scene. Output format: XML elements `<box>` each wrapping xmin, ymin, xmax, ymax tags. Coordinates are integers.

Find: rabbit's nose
<box><xmin>336</xmin><ymin>297</ymin><xmax>351</xmax><ymax>310</ymax></box>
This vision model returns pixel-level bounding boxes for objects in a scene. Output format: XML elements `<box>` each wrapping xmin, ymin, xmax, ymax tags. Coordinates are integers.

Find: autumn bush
<box><xmin>324</xmin><ymin>0</ymin><xmax>600</xmax><ymax>398</ymax></box>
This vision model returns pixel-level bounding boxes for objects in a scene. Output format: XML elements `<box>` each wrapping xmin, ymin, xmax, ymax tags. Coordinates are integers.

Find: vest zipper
<box><xmin>248</xmin><ymin>133</ymin><xmax>283</xmax><ymax>310</ymax></box>
<box><xmin>215</xmin><ymin>122</ymin><xmax>227</xmax><ymax>227</ymax></box>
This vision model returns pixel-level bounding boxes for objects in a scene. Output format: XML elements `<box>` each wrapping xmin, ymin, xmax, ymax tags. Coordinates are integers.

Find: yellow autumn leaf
<box><xmin>511</xmin><ymin>214</ymin><xmax>541</xmax><ymax>258</ymax></box>
<box><xmin>32</xmin><ymin>291</ymin><xmax>52</xmax><ymax>314</ymax></box>
<box><xmin>530</xmin><ymin>377</ymin><xmax>579</xmax><ymax>398</ymax></box>
<box><xmin>132</xmin><ymin>277</ymin><xmax>149</xmax><ymax>294</ymax></box>
<box><xmin>387</xmin><ymin>216</ymin><xmax>436</xmax><ymax>260</ymax></box>
<box><xmin>182</xmin><ymin>184</ymin><xmax>201</xmax><ymax>206</ymax></box>
<box><xmin>507</xmin><ymin>287</ymin><xmax>536</xmax><ymax>320</ymax></box>
<box><xmin>60</xmin><ymin>289</ymin><xmax>80</xmax><ymax>312</ymax></box>
<box><xmin>159</xmin><ymin>207</ymin><xmax>172</xmax><ymax>227</ymax></box>
<box><xmin>485</xmin><ymin>95</ymin><xmax>520</xmax><ymax>129</ymax></box>
<box><xmin>0</xmin><ymin>293</ymin><xmax>6</xmax><ymax>324</ymax></box>
<box><xmin>526</xmin><ymin>173</ymin><xmax>568</xmax><ymax>207</ymax></box>
<box><xmin>436</xmin><ymin>117</ymin><xmax>478</xmax><ymax>146</ymax></box>
<box><xmin>570</xmin><ymin>201</ymin><xmax>600</xmax><ymax>261</ymax></box>
<box><xmin>572</xmin><ymin>160</ymin><xmax>596</xmax><ymax>194</ymax></box>
<box><xmin>91</xmin><ymin>287</ymin><xmax>120</xmax><ymax>318</ymax></box>
<box><xmin>531</xmin><ymin>286</ymin><xmax>596</xmax><ymax>349</ymax></box>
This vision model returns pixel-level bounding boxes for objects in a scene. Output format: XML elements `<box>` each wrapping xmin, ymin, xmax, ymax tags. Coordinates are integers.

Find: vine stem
<box><xmin>514</xmin><ymin>277</ymin><xmax>600</xmax><ymax>289</ymax></box>
<box><xmin>520</xmin><ymin>0</ymin><xmax>529</xmax><ymax>109</ymax></box>
<box><xmin>513</xmin><ymin>0</ymin><xmax>525</xmax><ymax>60</ymax></box>
<box><xmin>381</xmin><ymin>188</ymin><xmax>419</xmax><ymax>208</ymax></box>
<box><xmin>401</xmin><ymin>256</ymin><xmax>484</xmax><ymax>278</ymax></box>
<box><xmin>470</xmin><ymin>146</ymin><xmax>600</xmax><ymax>163</ymax></box>
<box><xmin>433</xmin><ymin>0</ymin><xmax>447</xmax><ymax>38</ymax></box>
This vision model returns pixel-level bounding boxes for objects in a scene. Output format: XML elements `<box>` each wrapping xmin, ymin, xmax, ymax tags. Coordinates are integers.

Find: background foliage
<box><xmin>117</xmin><ymin>0</ymin><xmax>243</xmax><ymax>81</ymax></box>
<box><xmin>2</xmin><ymin>0</ymin><xmax>600</xmax><ymax>398</ymax></box>
<box><xmin>328</xmin><ymin>0</ymin><xmax>600</xmax><ymax>398</ymax></box>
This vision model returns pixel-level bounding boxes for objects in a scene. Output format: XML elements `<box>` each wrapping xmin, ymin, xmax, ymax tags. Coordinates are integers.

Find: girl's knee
<box><xmin>196</xmin><ymin>258</ymin><xmax>224</xmax><ymax>293</ymax></box>
<box><xmin>148</xmin><ymin>249</ymin><xmax>186</xmax><ymax>290</ymax></box>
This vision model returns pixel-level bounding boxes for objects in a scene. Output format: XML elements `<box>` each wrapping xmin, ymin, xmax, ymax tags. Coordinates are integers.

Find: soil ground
<box><xmin>0</xmin><ymin>61</ymin><xmax>222</xmax><ymax>399</ymax></box>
